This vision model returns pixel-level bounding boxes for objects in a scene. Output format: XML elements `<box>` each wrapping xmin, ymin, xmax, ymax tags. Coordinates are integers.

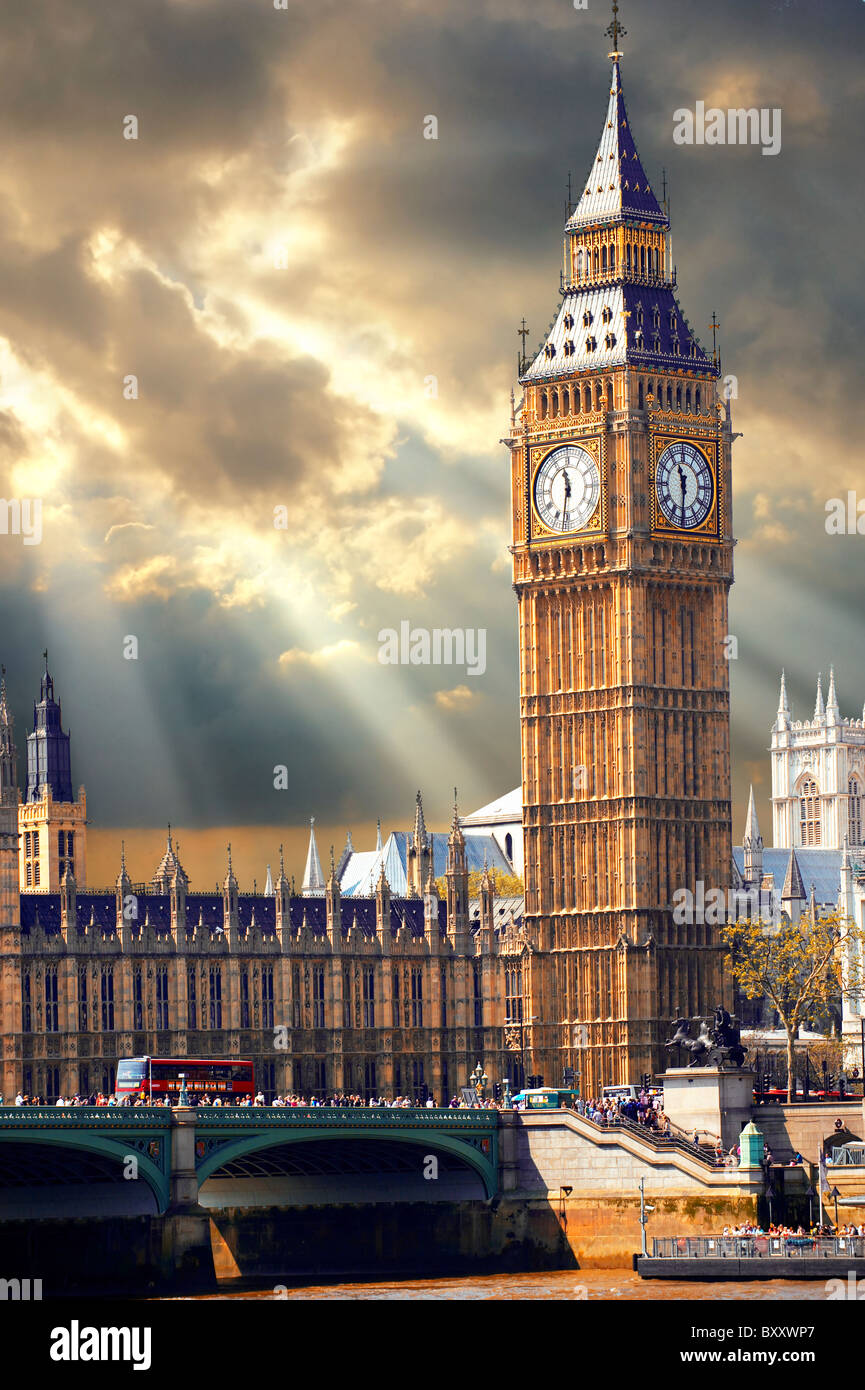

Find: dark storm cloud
<box><xmin>0</xmin><ymin>0</ymin><xmax>861</xmax><ymax>856</ymax></box>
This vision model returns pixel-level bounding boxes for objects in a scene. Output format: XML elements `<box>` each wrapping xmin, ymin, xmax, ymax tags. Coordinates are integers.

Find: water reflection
<box><xmin>163</xmin><ymin>1270</ymin><xmax>831</xmax><ymax>1302</ymax></box>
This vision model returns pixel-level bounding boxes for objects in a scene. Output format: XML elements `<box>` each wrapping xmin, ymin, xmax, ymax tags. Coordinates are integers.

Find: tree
<box><xmin>434</xmin><ymin>869</ymin><xmax>524</xmax><ymax>899</ymax></box>
<box><xmin>720</xmin><ymin>910</ymin><xmax>864</xmax><ymax>1103</ymax></box>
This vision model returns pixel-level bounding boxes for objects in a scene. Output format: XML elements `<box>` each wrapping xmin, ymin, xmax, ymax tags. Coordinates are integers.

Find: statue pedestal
<box><xmin>663</xmin><ymin>1068</ymin><xmax>755</xmax><ymax>1152</ymax></box>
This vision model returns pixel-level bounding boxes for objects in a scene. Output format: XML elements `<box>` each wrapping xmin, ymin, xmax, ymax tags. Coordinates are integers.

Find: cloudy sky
<box><xmin>0</xmin><ymin>0</ymin><xmax>863</xmax><ymax>889</ymax></box>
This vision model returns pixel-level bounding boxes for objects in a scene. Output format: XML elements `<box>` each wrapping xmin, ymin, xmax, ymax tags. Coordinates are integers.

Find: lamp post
<box><xmin>830</xmin><ymin>1186</ymin><xmax>841</xmax><ymax>1231</ymax></box>
<box><xmin>470</xmin><ymin>1062</ymin><xmax>488</xmax><ymax>1102</ymax></box>
<box><xmin>638</xmin><ymin>1176</ymin><xmax>655</xmax><ymax>1257</ymax></box>
<box><xmin>178</xmin><ymin>1072</ymin><xmax>188</xmax><ymax>1107</ymax></box>
<box><xmin>806</xmin><ymin>1184</ymin><xmax>816</xmax><ymax>1229</ymax></box>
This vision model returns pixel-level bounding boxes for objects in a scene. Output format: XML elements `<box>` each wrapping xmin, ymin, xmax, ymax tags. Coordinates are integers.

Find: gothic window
<box><xmin>593</xmin><ymin>247</ymin><xmax>599</xmax><ymax>273</ymax></box>
<box><xmin>440</xmin><ymin>966</ymin><xmax>447</xmax><ymax>1027</ymax></box>
<box><xmin>412</xmin><ymin>1059</ymin><xmax>425</xmax><ymax>1100</ymax></box>
<box><xmin>686</xmin><ymin>388</ymin><xmax>692</xmax><ymax>410</ymax></box>
<box><xmin>653</xmin><ymin>247</ymin><xmax>659</xmax><ymax>275</ymax></box>
<box><xmin>606</xmin><ymin>381</ymin><xmax>614</xmax><ymax>409</ymax></box>
<box><xmin>585</xmin><ymin>337</ymin><xmax>596</xmax><ymax>352</ymax></box>
<box><xmin>669</xmin><ymin>311</ymin><xmax>677</xmax><ymax>331</ymax></box>
<box><xmin>362</xmin><ymin>966</ymin><xmax>375</xmax><ymax>1027</ymax></box>
<box><xmin>79</xmin><ymin>966</ymin><xmax>89</xmax><ymax>1032</ymax></box>
<box><xmin>240</xmin><ymin>969</ymin><xmax>250</xmax><ymax>1028</ymax></box>
<box><xmin>666</xmin><ymin>384</ymin><xmax>673</xmax><ymax>409</ymax></box>
<box><xmin>342</xmin><ymin>967</ymin><xmax>351</xmax><ymax>1027</ymax></box>
<box><xmin>505</xmin><ymin>832</ymin><xmax>513</xmax><ymax>860</ymax></box>
<box><xmin>626</xmin><ymin>243</ymin><xmax>632</xmax><ymax>273</ymax></box>
<box><xmin>652</xmin><ymin>306</ymin><xmax>661</xmax><ymax>329</ymax></box>
<box><xmin>695</xmin><ymin>387</ymin><xmax>701</xmax><ymax>411</ymax></box>
<box><xmin>583</xmin><ymin>310</ymin><xmax>593</xmax><ymax>326</ymax></box>
<box><xmin>672</xmin><ymin>339</ymin><xmax>681</xmax><ymax>356</ymax></box>
<box><xmin>44</xmin><ymin>965</ymin><xmax>59</xmax><ymax>1032</ymax></box>
<box><xmin>67</xmin><ymin>831</ymin><xmax>74</xmax><ymax>857</ymax></box>
<box><xmin>676</xmin><ymin>386</ymin><xmax>682</xmax><ymax>408</ymax></box>
<box><xmin>364</xmin><ymin>1060</ymin><xmax>377</xmax><ymax>1096</ymax></box>
<box><xmin>653</xmin><ymin>335</ymin><xmax>661</xmax><ymax>353</ymax></box>
<box><xmin>133</xmin><ymin>966</ymin><xmax>143</xmax><ymax>1030</ymax></box>
<box><xmin>610</xmin><ymin>243</ymin><xmax>616</xmax><ymax>272</ymax></box>
<box><xmin>505</xmin><ymin>963</ymin><xmax>524</xmax><ymax>1025</ymax></box>
<box><xmin>208</xmin><ymin>966</ymin><xmax>222</xmax><ymax>1029</ymax></box>
<box><xmin>799</xmin><ymin>778</ymin><xmax>821</xmax><ymax>846</ymax></box>
<box><xmin>638</xmin><ymin>379</ymin><xmax>644</xmax><ymax>408</ymax></box>
<box><xmin>849</xmin><ymin>778</ymin><xmax>863</xmax><ymax>846</ymax></box>
<box><xmin>34</xmin><ymin>860</ymin><xmax>40</xmax><ymax>886</ymax></box>
<box><xmin>57</xmin><ymin>830</ymin><xmax>64</xmax><ymax>860</ymax></box>
<box><xmin>392</xmin><ymin>968</ymin><xmax>400</xmax><ymax>1028</ymax></box>
<box><xmin>602</xmin><ymin>305</ymin><xmax>612</xmax><ymax>324</ymax></box>
<box><xmin>411</xmin><ymin>967</ymin><xmax>423</xmax><ymax>1026</ymax></box>
<box><xmin>576</xmin><ymin>249</ymin><xmax>584</xmax><ymax>279</ymax></box>
<box><xmin>551</xmin><ymin>388</ymin><xmax>559</xmax><ymax>417</ymax></box>
<box><xmin>601</xmin><ymin>245</ymin><xmax>608</xmax><ymax>273</ymax></box>
<box><xmin>312</xmin><ymin>965</ymin><xmax>325</xmax><ymax>1027</ymax></box>
<box><xmin>292</xmin><ymin>965</ymin><xmax>301</xmax><ymax>1028</ymax></box>
<box><xmin>314</xmin><ymin>1060</ymin><xmax>327</xmax><ymax>1095</ymax></box>
<box><xmin>604</xmin><ymin>334</ymin><xmax>616</xmax><ymax>350</ymax></box>
<box><xmin>540</xmin><ymin>389</ymin><xmax>548</xmax><ymax>420</ymax></box>
<box><xmin>583</xmin><ymin>385</ymin><xmax>592</xmax><ymax>412</ymax></box>
<box><xmin>101</xmin><ymin>967</ymin><xmax>115</xmax><ymax>1031</ymax></box>
<box><xmin>473</xmin><ymin>963</ymin><xmax>482</xmax><ymax>1026</ymax></box>
<box><xmin>564</xmin><ymin>313</ymin><xmax>574</xmax><ymax>330</ymax></box>
<box><xmin>262</xmin><ymin>966</ymin><xmax>274</xmax><ymax>1029</ymax></box>
<box><xmin>156</xmin><ymin>965</ymin><xmax>169</xmax><ymax>1030</ymax></box>
<box><xmin>640</xmin><ymin>245</ymin><xmax>646</xmax><ymax>275</ymax></box>
<box><xmin>186</xmin><ymin>967</ymin><xmax>196</xmax><ymax>1031</ymax></box>
<box><xmin>564</xmin><ymin>340</ymin><xmax>575</xmax><ymax>357</ymax></box>
<box><xmin>22</xmin><ymin>972</ymin><xmax>32</xmax><ymax>1033</ymax></box>
<box><xmin>26</xmin><ymin>860</ymin><xmax>32</xmax><ymax>887</ymax></box>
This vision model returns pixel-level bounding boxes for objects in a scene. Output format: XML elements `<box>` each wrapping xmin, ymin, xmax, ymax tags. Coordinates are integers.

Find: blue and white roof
<box><xmin>566</xmin><ymin>59</ymin><xmax>667</xmax><ymax>229</ymax></box>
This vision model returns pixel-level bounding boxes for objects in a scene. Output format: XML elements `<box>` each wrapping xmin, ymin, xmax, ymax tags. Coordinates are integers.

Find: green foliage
<box><xmin>434</xmin><ymin>869</ymin><xmax>524</xmax><ymax>899</ymax></box>
<box><xmin>720</xmin><ymin>909</ymin><xmax>863</xmax><ymax>1099</ymax></box>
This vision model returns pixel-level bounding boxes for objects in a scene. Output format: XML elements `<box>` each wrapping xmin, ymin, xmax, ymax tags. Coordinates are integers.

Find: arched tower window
<box><xmin>640</xmin><ymin>245</ymin><xmax>646</xmax><ymax>275</ymax></box>
<box><xmin>584</xmin><ymin>385</ymin><xmax>592</xmax><ymax>412</ymax></box>
<box><xmin>654</xmin><ymin>247</ymin><xmax>659</xmax><ymax>275</ymax></box>
<box><xmin>540</xmin><ymin>389</ymin><xmax>548</xmax><ymax>420</ymax></box>
<box><xmin>676</xmin><ymin>386</ymin><xmax>682</xmax><ymax>410</ymax></box>
<box><xmin>576</xmin><ymin>249</ymin><xmax>584</xmax><ymax>279</ymax></box>
<box><xmin>551</xmin><ymin>388</ymin><xmax>559</xmax><ymax>418</ymax></box>
<box><xmin>593</xmin><ymin>247</ymin><xmax>599</xmax><ymax>274</ymax></box>
<box><xmin>685</xmin><ymin>388</ymin><xmax>692</xmax><ymax>411</ymax></box>
<box><xmin>850</xmin><ymin>777</ymin><xmax>863</xmax><ymax>846</ymax></box>
<box><xmin>601</xmin><ymin>245</ymin><xmax>608</xmax><ymax>273</ymax></box>
<box><xmin>799</xmin><ymin>777</ymin><xmax>821</xmax><ymax>846</ymax></box>
<box><xmin>505</xmin><ymin>832</ymin><xmax>513</xmax><ymax>862</ymax></box>
<box><xmin>638</xmin><ymin>379</ymin><xmax>644</xmax><ymax>409</ymax></box>
<box><xmin>610</xmin><ymin>243</ymin><xmax>615</xmax><ymax>273</ymax></box>
<box><xmin>666</xmin><ymin>383</ymin><xmax>673</xmax><ymax>409</ymax></box>
<box><xmin>695</xmin><ymin>387</ymin><xmax>701</xmax><ymax>411</ymax></box>
<box><xmin>626</xmin><ymin>243</ymin><xmax>632</xmax><ymax>273</ymax></box>
<box><xmin>606</xmin><ymin>381</ymin><xmax>614</xmax><ymax>410</ymax></box>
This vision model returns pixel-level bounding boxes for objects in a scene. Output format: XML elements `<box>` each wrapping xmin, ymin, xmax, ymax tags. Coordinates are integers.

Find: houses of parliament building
<box><xmin>0</xmin><ymin>15</ymin><xmax>738</xmax><ymax>1103</ymax></box>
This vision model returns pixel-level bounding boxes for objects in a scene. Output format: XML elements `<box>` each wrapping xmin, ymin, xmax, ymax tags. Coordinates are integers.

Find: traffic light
<box><xmin>839</xmin><ymin>1075</ymin><xmax>847</xmax><ymax>1098</ymax></box>
<box><xmin>493</xmin><ymin>1082</ymin><xmax>502</xmax><ymax>1102</ymax></box>
<box><xmin>640</xmin><ymin>1073</ymin><xmax>650</xmax><ymax>1093</ymax></box>
<box><xmin>562</xmin><ymin>1067</ymin><xmax>575</xmax><ymax>1086</ymax></box>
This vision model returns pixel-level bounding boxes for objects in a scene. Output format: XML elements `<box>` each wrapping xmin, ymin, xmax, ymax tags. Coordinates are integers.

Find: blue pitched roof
<box><xmin>566</xmin><ymin>60</ymin><xmax>667</xmax><ymax>229</ymax></box>
<box><xmin>732</xmin><ymin>847</ymin><xmax>841</xmax><ymax>905</ymax></box>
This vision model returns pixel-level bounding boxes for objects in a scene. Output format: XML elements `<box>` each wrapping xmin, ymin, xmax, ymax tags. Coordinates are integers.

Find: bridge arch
<box><xmin>197</xmin><ymin>1127</ymin><xmax>496</xmax><ymax>1201</ymax></box>
<box><xmin>0</xmin><ymin>1131</ymin><xmax>169</xmax><ymax>1214</ymax></box>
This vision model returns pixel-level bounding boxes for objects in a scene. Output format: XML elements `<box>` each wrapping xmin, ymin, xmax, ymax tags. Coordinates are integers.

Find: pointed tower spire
<box><xmin>301</xmin><ymin>817</ymin><xmax>326</xmax><ymax>896</ymax></box>
<box><xmin>826</xmin><ymin>665</ymin><xmax>839</xmax><ymax>723</ymax></box>
<box><xmin>742</xmin><ymin>785</ymin><xmax>763</xmax><ymax>887</ymax></box>
<box><xmin>0</xmin><ymin>664</ymin><xmax>17</xmax><ymax>808</ymax></box>
<box><xmin>375</xmin><ymin>818</ymin><xmax>382</xmax><ymax>852</ymax></box>
<box><xmin>778</xmin><ymin>669</ymin><xmax>790</xmax><ymax>716</ymax></box>
<box><xmin>781</xmin><ymin>849</ymin><xmax>806</xmax><ymax>904</ymax></box>
<box><xmin>264</xmin><ymin>863</ymin><xmax>274</xmax><ymax>896</ymax></box>
<box><xmin>814</xmin><ymin>672</ymin><xmax>825</xmax><ymax>720</ymax></box>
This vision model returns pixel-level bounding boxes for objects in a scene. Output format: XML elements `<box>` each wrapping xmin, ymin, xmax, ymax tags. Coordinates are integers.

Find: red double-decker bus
<box><xmin>116</xmin><ymin>1056</ymin><xmax>255</xmax><ymax>1103</ymax></box>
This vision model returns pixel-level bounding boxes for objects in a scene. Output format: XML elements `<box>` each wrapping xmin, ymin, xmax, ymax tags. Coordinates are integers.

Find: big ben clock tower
<box><xmin>506</xmin><ymin>5</ymin><xmax>736</xmax><ymax>1095</ymax></box>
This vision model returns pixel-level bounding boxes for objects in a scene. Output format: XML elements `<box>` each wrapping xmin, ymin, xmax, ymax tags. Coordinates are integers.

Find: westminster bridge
<box><xmin>2</xmin><ymin>1102</ymin><xmax>845</xmax><ymax>1290</ymax></box>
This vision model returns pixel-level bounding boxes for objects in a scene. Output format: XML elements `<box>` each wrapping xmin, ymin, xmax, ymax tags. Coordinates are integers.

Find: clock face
<box><xmin>534</xmin><ymin>445</ymin><xmax>600</xmax><ymax>534</ymax></box>
<box><xmin>655</xmin><ymin>441</ymin><xmax>714</xmax><ymax>530</ymax></box>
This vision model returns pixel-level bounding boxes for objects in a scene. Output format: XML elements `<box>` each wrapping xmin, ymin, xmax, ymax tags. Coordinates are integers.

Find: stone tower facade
<box><xmin>771</xmin><ymin>669</ymin><xmax>865</xmax><ymax>851</ymax></box>
<box><xmin>18</xmin><ymin>659</ymin><xmax>87</xmax><ymax>891</ymax></box>
<box><xmin>505</xmin><ymin>27</ymin><xmax>735</xmax><ymax>1094</ymax></box>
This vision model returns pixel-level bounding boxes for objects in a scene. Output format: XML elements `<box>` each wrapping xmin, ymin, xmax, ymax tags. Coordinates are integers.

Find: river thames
<box><xmin>163</xmin><ymin>1270</ymin><xmax>833</xmax><ymax>1301</ymax></box>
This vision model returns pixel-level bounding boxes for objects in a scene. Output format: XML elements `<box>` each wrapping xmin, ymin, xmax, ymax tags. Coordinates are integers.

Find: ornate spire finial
<box><xmin>120</xmin><ymin>839</ymin><xmax>126</xmax><ymax>872</ymax></box>
<box><xmin>279</xmin><ymin>842</ymin><xmax>285</xmax><ymax>873</ymax></box>
<box><xmin>227</xmin><ymin>841</ymin><xmax>232</xmax><ymax>871</ymax></box>
<box><xmin>605</xmin><ymin>0</ymin><xmax>626</xmax><ymax>58</ymax></box>
<box><xmin>814</xmin><ymin>672</ymin><xmax>825</xmax><ymax>720</ymax></box>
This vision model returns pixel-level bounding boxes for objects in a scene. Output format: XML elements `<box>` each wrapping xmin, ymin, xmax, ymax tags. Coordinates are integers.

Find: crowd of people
<box><xmin>575</xmin><ymin>1091</ymin><xmax>673</xmax><ymax>1135</ymax></box>
<box><xmin>720</xmin><ymin>1221</ymin><xmax>865</xmax><ymax>1239</ymax></box>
